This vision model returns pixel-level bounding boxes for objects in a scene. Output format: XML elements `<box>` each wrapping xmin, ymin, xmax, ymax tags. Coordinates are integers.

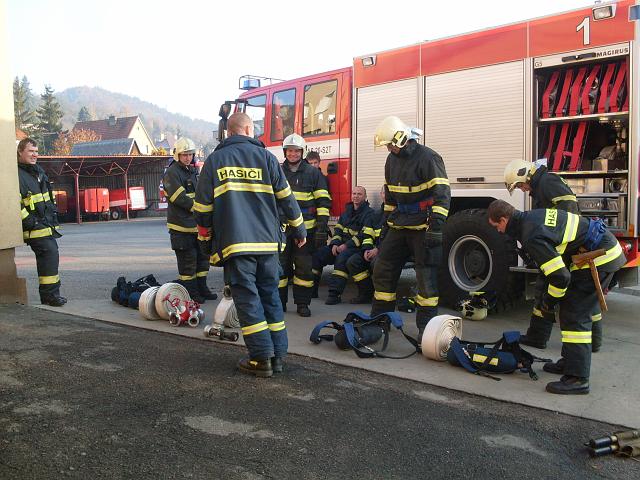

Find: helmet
<box><xmin>373</xmin><ymin>116</ymin><xmax>412</xmax><ymax>149</ymax></box>
<box><xmin>282</xmin><ymin>133</ymin><xmax>307</xmax><ymax>160</ymax></box>
<box><xmin>173</xmin><ymin>137</ymin><xmax>196</xmax><ymax>161</ymax></box>
<box><xmin>504</xmin><ymin>159</ymin><xmax>535</xmax><ymax>193</ymax></box>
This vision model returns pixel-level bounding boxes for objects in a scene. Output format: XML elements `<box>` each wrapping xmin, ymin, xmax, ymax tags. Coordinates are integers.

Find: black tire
<box><xmin>439</xmin><ymin>208</ymin><xmax>522</xmax><ymax>309</ymax></box>
<box><xmin>110</xmin><ymin>208</ymin><xmax>121</xmax><ymax>221</ymax></box>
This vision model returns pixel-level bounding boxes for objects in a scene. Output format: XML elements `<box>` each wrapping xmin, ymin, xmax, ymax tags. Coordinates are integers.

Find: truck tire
<box><xmin>110</xmin><ymin>208</ymin><xmax>121</xmax><ymax>221</ymax></box>
<box><xmin>438</xmin><ymin>208</ymin><xmax>521</xmax><ymax>309</ymax></box>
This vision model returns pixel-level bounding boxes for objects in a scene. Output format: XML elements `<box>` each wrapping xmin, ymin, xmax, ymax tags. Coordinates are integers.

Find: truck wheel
<box><xmin>438</xmin><ymin>208</ymin><xmax>521</xmax><ymax>309</ymax></box>
<box><xmin>110</xmin><ymin>209</ymin><xmax>121</xmax><ymax>221</ymax></box>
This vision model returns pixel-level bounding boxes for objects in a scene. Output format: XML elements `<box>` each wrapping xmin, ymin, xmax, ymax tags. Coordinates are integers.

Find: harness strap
<box><xmin>541</xmin><ymin>71</ymin><xmax>560</xmax><ymax>118</ymax></box>
<box><xmin>609</xmin><ymin>59</ymin><xmax>626</xmax><ymax>113</ymax></box>
<box><xmin>569</xmin><ymin>66</ymin><xmax>587</xmax><ymax>116</ymax></box>
<box><xmin>581</xmin><ymin>64</ymin><xmax>601</xmax><ymax>115</ymax></box>
<box><xmin>568</xmin><ymin>122</ymin><xmax>588</xmax><ymax>171</ymax></box>
<box><xmin>622</xmin><ymin>60</ymin><xmax>629</xmax><ymax>111</ymax></box>
<box><xmin>555</xmin><ymin>69</ymin><xmax>574</xmax><ymax>117</ymax></box>
<box><xmin>597</xmin><ymin>63</ymin><xmax>616</xmax><ymax>113</ymax></box>
<box><xmin>551</xmin><ymin>123</ymin><xmax>570</xmax><ymax>171</ymax></box>
<box><xmin>543</xmin><ymin>124</ymin><xmax>557</xmax><ymax>162</ymax></box>
<box><xmin>584</xmin><ymin>218</ymin><xmax>607</xmax><ymax>251</ymax></box>
<box><xmin>396</xmin><ymin>199</ymin><xmax>434</xmax><ymax>214</ymax></box>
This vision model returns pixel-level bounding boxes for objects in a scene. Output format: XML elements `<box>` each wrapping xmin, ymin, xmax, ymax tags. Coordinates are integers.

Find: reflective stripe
<box><xmin>352</xmin><ymin>236</ymin><xmax>361</xmax><ymax>247</ymax></box>
<box><xmin>532</xmin><ymin>307</ymin><xmax>543</xmax><ymax>318</ymax></box>
<box><xmin>20</xmin><ymin>208</ymin><xmax>29</xmax><ymax>220</ymax></box>
<box><xmin>556</xmin><ymin>212</ymin><xmax>579</xmax><ymax>254</ymax></box>
<box><xmin>288</xmin><ymin>214</ymin><xmax>304</xmax><ymax>228</ymax></box>
<box><xmin>374</xmin><ymin>291</ymin><xmax>396</xmax><ymax>302</ymax></box>
<box><xmin>561</xmin><ymin>330</ymin><xmax>592</xmax><ymax>344</ymax></box>
<box><xmin>214</xmin><ymin>182</ymin><xmax>274</xmax><ymax>198</ymax></box>
<box><xmin>304</xmin><ymin>219</ymin><xmax>317</xmax><ymax>230</ymax></box>
<box><xmin>178</xmin><ymin>274</ymin><xmax>196</xmax><ymax>280</ymax></box>
<box><xmin>353</xmin><ymin>270</ymin><xmax>369</xmax><ymax>282</ymax></box>
<box><xmin>570</xmin><ymin>243</ymin><xmax>624</xmax><ymax>271</ymax></box>
<box><xmin>221</xmin><ymin>242</ymin><xmax>279</xmax><ymax>257</ymax></box>
<box><xmin>386</xmin><ymin>178</ymin><xmax>450</xmax><ymax>193</ymax></box>
<box><xmin>591</xmin><ymin>313</ymin><xmax>602</xmax><ymax>322</ymax></box>
<box><xmin>547</xmin><ymin>284</ymin><xmax>567</xmax><ymax>298</ymax></box>
<box><xmin>362</xmin><ymin>239</ymin><xmax>374</xmax><ymax>246</ymax></box>
<box><xmin>169</xmin><ymin>186</ymin><xmax>185</xmax><ymax>203</ymax></box>
<box><xmin>415</xmin><ymin>295</ymin><xmax>438</xmax><ymax>307</ymax></box>
<box><xmin>472</xmin><ymin>354</ymin><xmax>499</xmax><ymax>366</ymax></box>
<box><xmin>197</xmin><ymin>235</ymin><xmax>211</xmax><ymax>241</ymax></box>
<box><xmin>23</xmin><ymin>193</ymin><xmax>47</xmax><ymax>207</ymax></box>
<box><xmin>39</xmin><ymin>274</ymin><xmax>60</xmax><ymax>285</ymax></box>
<box><xmin>24</xmin><ymin>227</ymin><xmax>53</xmax><ymax>239</ymax></box>
<box><xmin>186</xmin><ymin>192</ymin><xmax>195</xmax><ymax>198</ymax></box>
<box><xmin>552</xmin><ymin>194</ymin><xmax>577</xmax><ymax>204</ymax></box>
<box><xmin>293</xmin><ymin>191</ymin><xmax>314</xmax><ymax>201</ymax></box>
<box><xmin>293</xmin><ymin>276</ymin><xmax>314</xmax><ymax>288</ymax></box>
<box><xmin>167</xmin><ymin>223</ymin><xmax>198</xmax><ymax>233</ymax></box>
<box><xmin>275</xmin><ymin>185</ymin><xmax>292</xmax><ymax>199</ymax></box>
<box><xmin>316</xmin><ymin>207</ymin><xmax>330</xmax><ymax>216</ymax></box>
<box><xmin>193</xmin><ymin>201</ymin><xmax>213</xmax><ymax>213</ymax></box>
<box><xmin>278</xmin><ymin>278</ymin><xmax>288</xmax><ymax>288</ymax></box>
<box><xmin>268</xmin><ymin>321</ymin><xmax>286</xmax><ymax>332</ymax></box>
<box><xmin>311</xmin><ymin>269</ymin><xmax>321</xmax><ymax>276</ymax></box>
<box><xmin>242</xmin><ymin>321</ymin><xmax>269</xmax><ymax>336</ymax></box>
<box><xmin>313</xmin><ymin>189</ymin><xmax>331</xmax><ymax>199</ymax></box>
<box><xmin>196</xmin><ymin>271</ymin><xmax>208</xmax><ymax>277</ymax></box>
<box><xmin>387</xmin><ymin>222</ymin><xmax>427</xmax><ymax>230</ymax></box>
<box><xmin>384</xmin><ymin>204</ymin><xmax>396</xmax><ymax>212</ymax></box>
<box><xmin>331</xmin><ymin>269</ymin><xmax>349</xmax><ymax>279</ymax></box>
<box><xmin>431</xmin><ymin>206</ymin><xmax>449</xmax><ymax>217</ymax></box>
<box><xmin>363</xmin><ymin>227</ymin><xmax>375</xmax><ymax>236</ymax></box>
<box><xmin>540</xmin><ymin>256</ymin><xmax>565</xmax><ymax>276</ymax></box>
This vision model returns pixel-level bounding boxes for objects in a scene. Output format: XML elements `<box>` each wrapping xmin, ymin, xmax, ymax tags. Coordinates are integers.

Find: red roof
<box><xmin>15</xmin><ymin>127</ymin><xmax>28</xmax><ymax>140</ymax></box>
<box><xmin>73</xmin><ymin>116</ymin><xmax>138</xmax><ymax>141</ymax></box>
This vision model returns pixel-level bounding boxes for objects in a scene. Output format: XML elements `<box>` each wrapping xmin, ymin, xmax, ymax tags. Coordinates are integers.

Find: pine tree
<box><xmin>36</xmin><ymin>85</ymin><xmax>64</xmax><ymax>154</ymax></box>
<box><xmin>13</xmin><ymin>76</ymin><xmax>36</xmax><ymax>131</ymax></box>
<box><xmin>77</xmin><ymin>106</ymin><xmax>92</xmax><ymax>122</ymax></box>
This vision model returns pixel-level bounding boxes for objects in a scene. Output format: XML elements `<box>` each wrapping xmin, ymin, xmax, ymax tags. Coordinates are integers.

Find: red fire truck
<box><xmin>224</xmin><ymin>1</ymin><xmax>640</xmax><ymax>306</ymax></box>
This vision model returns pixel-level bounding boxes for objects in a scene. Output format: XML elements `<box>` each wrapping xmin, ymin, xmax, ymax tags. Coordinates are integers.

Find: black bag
<box><xmin>111</xmin><ymin>275</ymin><xmax>160</xmax><ymax>307</ymax></box>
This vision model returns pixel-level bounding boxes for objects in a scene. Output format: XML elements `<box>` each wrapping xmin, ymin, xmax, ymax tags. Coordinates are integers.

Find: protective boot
<box><xmin>543</xmin><ymin>358</ymin><xmax>565</xmax><ymax>375</ymax></box>
<box><xmin>197</xmin><ymin>277</ymin><xmax>218</xmax><ymax>301</ymax></box>
<box><xmin>238</xmin><ymin>357</ymin><xmax>273</xmax><ymax>378</ymax></box>
<box><xmin>350</xmin><ymin>280</ymin><xmax>373</xmax><ymax>304</ymax></box>
<box><xmin>311</xmin><ymin>277</ymin><xmax>320</xmax><ymax>299</ymax></box>
<box><xmin>325</xmin><ymin>293</ymin><xmax>341</xmax><ymax>305</ymax></box>
<box><xmin>271</xmin><ymin>357</ymin><xmax>284</xmax><ymax>374</ymax></box>
<box><xmin>546</xmin><ymin>375</ymin><xmax>589</xmax><ymax>395</ymax></box>
<box><xmin>297</xmin><ymin>304</ymin><xmax>311</xmax><ymax>317</ymax></box>
<box><xmin>41</xmin><ymin>294</ymin><xmax>67</xmax><ymax>307</ymax></box>
<box><xmin>181</xmin><ymin>279</ymin><xmax>205</xmax><ymax>304</ymax></box>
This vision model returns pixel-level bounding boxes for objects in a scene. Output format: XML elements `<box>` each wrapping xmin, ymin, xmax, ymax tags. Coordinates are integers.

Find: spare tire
<box><xmin>438</xmin><ymin>208</ymin><xmax>522</xmax><ymax>309</ymax></box>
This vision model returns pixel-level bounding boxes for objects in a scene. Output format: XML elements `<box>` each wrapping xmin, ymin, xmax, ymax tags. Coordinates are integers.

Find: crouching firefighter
<box><xmin>163</xmin><ymin>137</ymin><xmax>216</xmax><ymax>303</ymax></box>
<box><xmin>370</xmin><ymin>116</ymin><xmax>451</xmax><ymax>337</ymax></box>
<box><xmin>488</xmin><ymin>200</ymin><xmax>624</xmax><ymax>394</ymax></box>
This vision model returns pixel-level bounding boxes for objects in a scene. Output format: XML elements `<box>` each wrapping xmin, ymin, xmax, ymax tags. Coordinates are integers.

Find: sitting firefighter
<box><xmin>312</xmin><ymin>186</ymin><xmax>372</xmax><ymax>305</ymax></box>
<box><xmin>163</xmin><ymin>137</ymin><xmax>217</xmax><ymax>304</ymax></box>
<box><xmin>487</xmin><ymin>200</ymin><xmax>624</xmax><ymax>394</ymax></box>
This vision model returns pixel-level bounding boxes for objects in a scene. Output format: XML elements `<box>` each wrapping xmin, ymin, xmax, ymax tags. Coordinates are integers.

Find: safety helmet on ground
<box><xmin>282</xmin><ymin>133</ymin><xmax>308</xmax><ymax>160</ymax></box>
<box><xmin>504</xmin><ymin>159</ymin><xmax>535</xmax><ymax>194</ymax></box>
<box><xmin>373</xmin><ymin>116</ymin><xmax>412</xmax><ymax>149</ymax></box>
<box><xmin>173</xmin><ymin>137</ymin><xmax>196</xmax><ymax>161</ymax></box>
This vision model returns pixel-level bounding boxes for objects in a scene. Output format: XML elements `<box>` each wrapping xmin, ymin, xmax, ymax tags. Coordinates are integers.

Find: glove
<box><xmin>314</xmin><ymin>230</ymin><xmax>328</xmax><ymax>250</ymax></box>
<box><xmin>425</xmin><ymin>230</ymin><xmax>443</xmax><ymax>248</ymax></box>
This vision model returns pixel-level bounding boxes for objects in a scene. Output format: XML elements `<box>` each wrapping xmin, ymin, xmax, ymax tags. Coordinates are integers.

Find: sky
<box><xmin>5</xmin><ymin>0</ymin><xmax>591</xmax><ymax>123</ymax></box>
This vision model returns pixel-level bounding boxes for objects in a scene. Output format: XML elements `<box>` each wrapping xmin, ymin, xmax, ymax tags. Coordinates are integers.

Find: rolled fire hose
<box><xmin>214</xmin><ymin>285</ymin><xmax>240</xmax><ymax>328</ymax></box>
<box><xmin>155</xmin><ymin>282</ymin><xmax>190</xmax><ymax>321</ymax></box>
<box><xmin>421</xmin><ymin>314</ymin><xmax>463</xmax><ymax>361</ymax></box>
<box><xmin>138</xmin><ymin>286</ymin><xmax>161</xmax><ymax>320</ymax></box>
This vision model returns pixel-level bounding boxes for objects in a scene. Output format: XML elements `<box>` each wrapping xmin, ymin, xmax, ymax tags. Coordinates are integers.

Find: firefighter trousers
<box><xmin>279</xmin><ymin>230</ymin><xmax>314</xmax><ymax>307</ymax></box>
<box><xmin>315</xmin><ymin>245</ymin><xmax>360</xmax><ymax>296</ymax></box>
<box><xmin>224</xmin><ymin>254</ymin><xmax>287</xmax><ymax>360</ymax></box>
<box><xmin>371</xmin><ymin>229</ymin><xmax>440</xmax><ymax>331</ymax></box>
<box><xmin>346</xmin><ymin>252</ymin><xmax>376</xmax><ymax>297</ymax></box>
<box><xmin>27</xmin><ymin>237</ymin><xmax>61</xmax><ymax>299</ymax></box>
<box><xmin>170</xmin><ymin>232</ymin><xmax>209</xmax><ymax>281</ymax></box>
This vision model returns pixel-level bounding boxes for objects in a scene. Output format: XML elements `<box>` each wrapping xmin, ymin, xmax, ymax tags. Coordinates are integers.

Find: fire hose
<box><xmin>421</xmin><ymin>314</ymin><xmax>463</xmax><ymax>361</ymax></box>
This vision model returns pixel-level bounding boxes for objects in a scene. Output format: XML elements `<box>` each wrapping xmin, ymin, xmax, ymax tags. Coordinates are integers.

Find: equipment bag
<box><xmin>310</xmin><ymin>311</ymin><xmax>420</xmax><ymax>359</ymax></box>
<box><xmin>111</xmin><ymin>274</ymin><xmax>161</xmax><ymax>307</ymax></box>
<box><xmin>446</xmin><ymin>331</ymin><xmax>549</xmax><ymax>381</ymax></box>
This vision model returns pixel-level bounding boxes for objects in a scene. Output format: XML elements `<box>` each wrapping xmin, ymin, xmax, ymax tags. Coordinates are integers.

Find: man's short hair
<box><xmin>487</xmin><ymin>199</ymin><xmax>515</xmax><ymax>222</ymax></box>
<box><xmin>227</xmin><ymin>112</ymin><xmax>253</xmax><ymax>135</ymax></box>
<box><xmin>18</xmin><ymin>138</ymin><xmax>37</xmax><ymax>152</ymax></box>
<box><xmin>306</xmin><ymin>151</ymin><xmax>320</xmax><ymax>161</ymax></box>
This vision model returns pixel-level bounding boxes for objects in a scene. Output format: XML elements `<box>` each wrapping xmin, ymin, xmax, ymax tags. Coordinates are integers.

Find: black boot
<box><xmin>197</xmin><ymin>277</ymin><xmax>218</xmax><ymax>300</ymax></box>
<box><xmin>271</xmin><ymin>357</ymin><xmax>284</xmax><ymax>374</ymax></box>
<box><xmin>325</xmin><ymin>293</ymin><xmax>341</xmax><ymax>305</ymax></box>
<box><xmin>297</xmin><ymin>304</ymin><xmax>311</xmax><ymax>317</ymax></box>
<box><xmin>520</xmin><ymin>334</ymin><xmax>547</xmax><ymax>350</ymax></box>
<box><xmin>350</xmin><ymin>292</ymin><xmax>373</xmax><ymax>304</ymax></box>
<box><xmin>181</xmin><ymin>279</ymin><xmax>205</xmax><ymax>304</ymax></box>
<box><xmin>41</xmin><ymin>294</ymin><xmax>67</xmax><ymax>307</ymax></box>
<box><xmin>311</xmin><ymin>280</ymin><xmax>319</xmax><ymax>299</ymax></box>
<box><xmin>542</xmin><ymin>358</ymin><xmax>565</xmax><ymax>375</ymax></box>
<box><xmin>546</xmin><ymin>375</ymin><xmax>589</xmax><ymax>395</ymax></box>
<box><xmin>238</xmin><ymin>357</ymin><xmax>273</xmax><ymax>378</ymax></box>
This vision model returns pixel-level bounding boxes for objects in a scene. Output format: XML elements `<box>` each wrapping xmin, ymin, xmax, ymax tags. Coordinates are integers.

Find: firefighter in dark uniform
<box><xmin>17</xmin><ymin>138</ymin><xmax>66</xmax><ymax>307</ymax></box>
<box><xmin>194</xmin><ymin>113</ymin><xmax>305</xmax><ymax>377</ymax></box>
<box><xmin>370</xmin><ymin>116</ymin><xmax>451</xmax><ymax>336</ymax></box>
<box><xmin>345</xmin><ymin>187</ymin><xmax>386</xmax><ymax>304</ymax></box>
<box><xmin>504</xmin><ymin>159</ymin><xmax>603</xmax><ymax>352</ymax></box>
<box><xmin>163</xmin><ymin>137</ymin><xmax>216</xmax><ymax>304</ymax></box>
<box><xmin>488</xmin><ymin>200</ymin><xmax>624</xmax><ymax>394</ymax></box>
<box><xmin>279</xmin><ymin>133</ymin><xmax>331</xmax><ymax>317</ymax></box>
<box><xmin>312</xmin><ymin>186</ymin><xmax>372</xmax><ymax>305</ymax></box>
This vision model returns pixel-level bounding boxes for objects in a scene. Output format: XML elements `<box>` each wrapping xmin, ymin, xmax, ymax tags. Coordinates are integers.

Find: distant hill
<box><xmin>56</xmin><ymin>86</ymin><xmax>216</xmax><ymax>147</ymax></box>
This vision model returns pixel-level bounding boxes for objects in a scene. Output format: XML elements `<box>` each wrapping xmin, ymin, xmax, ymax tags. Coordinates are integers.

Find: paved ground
<box><xmin>1</xmin><ymin>306</ymin><xmax>639</xmax><ymax>479</ymax></box>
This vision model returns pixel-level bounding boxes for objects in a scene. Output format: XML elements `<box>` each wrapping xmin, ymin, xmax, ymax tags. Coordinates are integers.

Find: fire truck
<box><xmin>223</xmin><ymin>1</ymin><xmax>640</xmax><ymax>307</ymax></box>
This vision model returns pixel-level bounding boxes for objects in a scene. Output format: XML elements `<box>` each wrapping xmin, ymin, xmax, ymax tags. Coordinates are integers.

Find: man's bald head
<box><xmin>227</xmin><ymin>112</ymin><xmax>254</xmax><ymax>137</ymax></box>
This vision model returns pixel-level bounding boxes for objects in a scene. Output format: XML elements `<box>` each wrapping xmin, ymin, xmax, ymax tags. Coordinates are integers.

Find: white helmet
<box><xmin>173</xmin><ymin>137</ymin><xmax>196</xmax><ymax>161</ymax></box>
<box><xmin>282</xmin><ymin>133</ymin><xmax>308</xmax><ymax>160</ymax></box>
<box><xmin>504</xmin><ymin>159</ymin><xmax>535</xmax><ymax>193</ymax></box>
<box><xmin>374</xmin><ymin>116</ymin><xmax>411</xmax><ymax>149</ymax></box>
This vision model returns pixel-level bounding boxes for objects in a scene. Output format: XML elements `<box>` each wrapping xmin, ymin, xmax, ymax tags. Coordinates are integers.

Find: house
<box><xmin>71</xmin><ymin>138</ymin><xmax>141</xmax><ymax>156</ymax></box>
<box><xmin>73</xmin><ymin>115</ymin><xmax>155</xmax><ymax>154</ymax></box>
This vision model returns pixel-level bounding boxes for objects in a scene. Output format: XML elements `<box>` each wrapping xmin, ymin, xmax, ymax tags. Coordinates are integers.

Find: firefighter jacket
<box><xmin>162</xmin><ymin>160</ymin><xmax>198</xmax><ymax>234</ymax></box>
<box><xmin>529</xmin><ymin>165</ymin><xmax>579</xmax><ymax>213</ymax></box>
<box><xmin>383</xmin><ymin>140</ymin><xmax>451</xmax><ymax>231</ymax></box>
<box><xmin>18</xmin><ymin>163</ymin><xmax>61</xmax><ymax>240</ymax></box>
<box><xmin>193</xmin><ymin>135</ymin><xmax>305</xmax><ymax>265</ymax></box>
<box><xmin>506</xmin><ymin>208</ymin><xmax>625</xmax><ymax>307</ymax></box>
<box><xmin>361</xmin><ymin>205</ymin><xmax>385</xmax><ymax>250</ymax></box>
<box><xmin>330</xmin><ymin>201</ymin><xmax>373</xmax><ymax>248</ymax></box>
<box><xmin>282</xmin><ymin>159</ymin><xmax>331</xmax><ymax>233</ymax></box>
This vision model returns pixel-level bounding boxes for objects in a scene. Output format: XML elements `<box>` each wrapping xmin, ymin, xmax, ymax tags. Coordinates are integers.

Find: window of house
<box><xmin>303</xmin><ymin>80</ymin><xmax>337</xmax><ymax>137</ymax></box>
<box><xmin>270</xmin><ymin>89</ymin><xmax>296</xmax><ymax>142</ymax></box>
<box><xmin>244</xmin><ymin>95</ymin><xmax>267</xmax><ymax>139</ymax></box>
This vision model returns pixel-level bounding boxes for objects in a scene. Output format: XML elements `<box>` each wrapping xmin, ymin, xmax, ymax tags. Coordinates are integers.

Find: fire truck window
<box><xmin>303</xmin><ymin>80</ymin><xmax>337</xmax><ymax>137</ymax></box>
<box><xmin>245</xmin><ymin>95</ymin><xmax>267</xmax><ymax>139</ymax></box>
<box><xmin>271</xmin><ymin>89</ymin><xmax>296</xmax><ymax>142</ymax></box>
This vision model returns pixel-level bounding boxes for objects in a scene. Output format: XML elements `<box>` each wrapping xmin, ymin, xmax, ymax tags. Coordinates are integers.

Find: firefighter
<box><xmin>279</xmin><ymin>133</ymin><xmax>331</xmax><ymax>317</ymax></box>
<box><xmin>504</xmin><ymin>159</ymin><xmax>603</xmax><ymax>353</ymax></box>
<box><xmin>370</xmin><ymin>116</ymin><xmax>451</xmax><ymax>336</ymax></box>
<box><xmin>17</xmin><ymin>138</ymin><xmax>66</xmax><ymax>307</ymax></box>
<box><xmin>194</xmin><ymin>113</ymin><xmax>305</xmax><ymax>377</ymax></box>
<box><xmin>163</xmin><ymin>137</ymin><xmax>216</xmax><ymax>304</ymax></box>
<box><xmin>312</xmin><ymin>186</ymin><xmax>372</xmax><ymax>305</ymax></box>
<box><xmin>487</xmin><ymin>200</ymin><xmax>624</xmax><ymax>394</ymax></box>
<box><xmin>345</xmin><ymin>187</ymin><xmax>386</xmax><ymax>304</ymax></box>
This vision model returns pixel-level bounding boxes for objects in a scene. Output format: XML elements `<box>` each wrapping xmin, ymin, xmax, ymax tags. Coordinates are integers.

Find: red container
<box><xmin>80</xmin><ymin>188</ymin><xmax>110</xmax><ymax>213</ymax></box>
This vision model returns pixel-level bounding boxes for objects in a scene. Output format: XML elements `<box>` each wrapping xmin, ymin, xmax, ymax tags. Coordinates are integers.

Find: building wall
<box><xmin>130</xmin><ymin>118</ymin><xmax>155</xmax><ymax>154</ymax></box>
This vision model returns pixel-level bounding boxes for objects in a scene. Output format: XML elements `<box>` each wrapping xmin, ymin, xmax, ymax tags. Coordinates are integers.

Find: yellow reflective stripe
<box><xmin>288</xmin><ymin>214</ymin><xmax>304</xmax><ymax>228</ymax></box>
<box><xmin>374</xmin><ymin>228</ymin><xmax>381</xmax><ymax>237</ymax></box>
<box><xmin>362</xmin><ymin>239</ymin><xmax>374</xmax><ymax>246</ymax></box>
<box><xmin>313</xmin><ymin>189</ymin><xmax>331</xmax><ymax>199</ymax></box>
<box><xmin>532</xmin><ymin>307</ymin><xmax>543</xmax><ymax>318</ymax></box>
<box><xmin>353</xmin><ymin>270</ymin><xmax>370</xmax><ymax>282</ymax></box>
<box><xmin>293</xmin><ymin>191</ymin><xmax>314</xmax><ymax>201</ymax></box>
<box><xmin>197</xmin><ymin>235</ymin><xmax>211</xmax><ymax>241</ymax></box>
<box><xmin>387</xmin><ymin>178</ymin><xmax>450</xmax><ymax>193</ymax></box>
<box><xmin>312</xmin><ymin>269</ymin><xmax>321</xmax><ymax>276</ymax></box>
<box><xmin>167</xmin><ymin>223</ymin><xmax>198</xmax><ymax>233</ymax></box>
<box><xmin>278</xmin><ymin>278</ymin><xmax>288</xmax><ymax>288</ymax></box>
<box><xmin>269</xmin><ymin>321</ymin><xmax>286</xmax><ymax>332</ymax></box>
<box><xmin>178</xmin><ymin>274</ymin><xmax>196</xmax><ymax>281</ymax></box>
<box><xmin>169</xmin><ymin>186</ymin><xmax>185</xmax><ymax>203</ymax></box>
<box><xmin>221</xmin><ymin>242</ymin><xmax>279</xmax><ymax>257</ymax></box>
<box><xmin>387</xmin><ymin>222</ymin><xmax>427</xmax><ymax>230</ymax></box>
<box><xmin>346</xmin><ymin>228</ymin><xmax>359</xmax><ymax>236</ymax></box>
<box><xmin>556</xmin><ymin>212</ymin><xmax>579</xmax><ymax>254</ymax></box>
<box><xmin>242</xmin><ymin>321</ymin><xmax>269</xmax><ymax>336</ymax></box>
<box><xmin>384</xmin><ymin>204</ymin><xmax>396</xmax><ymax>212</ymax></box>
<box><xmin>186</xmin><ymin>192</ymin><xmax>195</xmax><ymax>198</ymax></box>
<box><xmin>332</xmin><ymin>270</ymin><xmax>349</xmax><ymax>279</ymax></box>
<box><xmin>561</xmin><ymin>330</ymin><xmax>592</xmax><ymax>344</ymax></box>
<box><xmin>552</xmin><ymin>195</ymin><xmax>577</xmax><ymax>204</ymax></box>
<box><xmin>415</xmin><ymin>295</ymin><xmax>438</xmax><ymax>307</ymax></box>
<box><xmin>540</xmin><ymin>256</ymin><xmax>565</xmax><ymax>276</ymax></box>
<box><xmin>570</xmin><ymin>243</ymin><xmax>624</xmax><ymax>271</ymax></box>
<box><xmin>547</xmin><ymin>284</ymin><xmax>567</xmax><ymax>298</ymax></box>
<box><xmin>293</xmin><ymin>276</ymin><xmax>314</xmax><ymax>287</ymax></box>
<box><xmin>591</xmin><ymin>313</ymin><xmax>602</xmax><ymax>322</ymax></box>
<box><xmin>472</xmin><ymin>354</ymin><xmax>499</xmax><ymax>366</ymax></box>
<box><xmin>304</xmin><ymin>219</ymin><xmax>317</xmax><ymax>230</ymax></box>
<box><xmin>352</xmin><ymin>236</ymin><xmax>361</xmax><ymax>247</ymax></box>
<box><xmin>23</xmin><ymin>193</ymin><xmax>46</xmax><ymax>207</ymax></box>
<box><xmin>374</xmin><ymin>291</ymin><xmax>396</xmax><ymax>302</ymax></box>
<box><xmin>193</xmin><ymin>201</ymin><xmax>213</xmax><ymax>213</ymax></box>
<box><xmin>317</xmin><ymin>207</ymin><xmax>330</xmax><ymax>216</ymax></box>
<box><xmin>431</xmin><ymin>206</ymin><xmax>449</xmax><ymax>217</ymax></box>
<box><xmin>214</xmin><ymin>182</ymin><xmax>274</xmax><ymax>198</ymax></box>
<box><xmin>363</xmin><ymin>227</ymin><xmax>375</xmax><ymax>236</ymax></box>
<box><xmin>39</xmin><ymin>275</ymin><xmax>60</xmax><ymax>285</ymax></box>
<box><xmin>21</xmin><ymin>208</ymin><xmax>29</xmax><ymax>220</ymax></box>
<box><xmin>196</xmin><ymin>270</ymin><xmax>208</xmax><ymax>277</ymax></box>
<box><xmin>210</xmin><ymin>253</ymin><xmax>221</xmax><ymax>265</ymax></box>
<box><xmin>275</xmin><ymin>185</ymin><xmax>292</xmax><ymax>199</ymax></box>
<box><xmin>24</xmin><ymin>227</ymin><xmax>53</xmax><ymax>239</ymax></box>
